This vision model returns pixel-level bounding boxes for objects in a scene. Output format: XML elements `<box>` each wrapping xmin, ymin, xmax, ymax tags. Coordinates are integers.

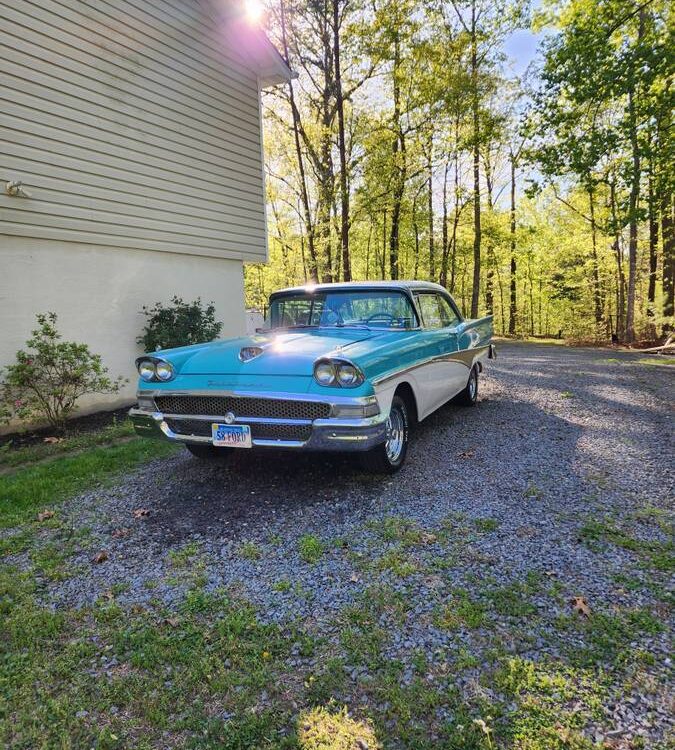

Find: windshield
<box><xmin>267</xmin><ymin>290</ymin><xmax>418</xmax><ymax>330</ymax></box>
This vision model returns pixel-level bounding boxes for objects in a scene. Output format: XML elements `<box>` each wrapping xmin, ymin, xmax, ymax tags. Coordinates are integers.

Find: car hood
<box><xmin>174</xmin><ymin>329</ymin><xmax>383</xmax><ymax>376</ymax></box>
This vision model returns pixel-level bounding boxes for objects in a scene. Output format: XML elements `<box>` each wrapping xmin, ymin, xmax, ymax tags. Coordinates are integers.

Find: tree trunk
<box><xmin>279</xmin><ymin>0</ymin><xmax>318</xmax><ymax>282</ymax></box>
<box><xmin>610</xmin><ymin>178</ymin><xmax>626</xmax><ymax>340</ymax></box>
<box><xmin>427</xmin><ymin>135</ymin><xmax>435</xmax><ymax>281</ymax></box>
<box><xmin>450</xmin><ymin>124</ymin><xmax>461</xmax><ymax>293</ymax></box>
<box><xmin>625</xmin><ymin>87</ymin><xmax>640</xmax><ymax>343</ymax></box>
<box><xmin>388</xmin><ymin>33</ymin><xmax>405</xmax><ymax>281</ymax></box>
<box><xmin>663</xmin><ymin>191</ymin><xmax>675</xmax><ymax>325</ymax></box>
<box><xmin>469</xmin><ymin>1</ymin><xmax>481</xmax><ymax>318</ymax></box>
<box><xmin>484</xmin><ymin>162</ymin><xmax>494</xmax><ymax>314</ymax></box>
<box><xmin>440</xmin><ymin>160</ymin><xmax>450</xmax><ymax>287</ymax></box>
<box><xmin>588</xmin><ymin>184</ymin><xmax>603</xmax><ymax>326</ymax></box>
<box><xmin>644</xmin><ymin>156</ymin><xmax>657</xmax><ymax>318</ymax></box>
<box><xmin>508</xmin><ymin>153</ymin><xmax>517</xmax><ymax>335</ymax></box>
<box><xmin>332</xmin><ymin>0</ymin><xmax>351</xmax><ymax>282</ymax></box>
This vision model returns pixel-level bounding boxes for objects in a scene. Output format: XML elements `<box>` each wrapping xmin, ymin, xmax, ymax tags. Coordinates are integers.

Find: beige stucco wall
<box><xmin>0</xmin><ymin>236</ymin><xmax>245</xmax><ymax>432</ymax></box>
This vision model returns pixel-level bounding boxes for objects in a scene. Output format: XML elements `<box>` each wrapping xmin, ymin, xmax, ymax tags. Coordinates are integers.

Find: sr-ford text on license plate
<box><xmin>212</xmin><ymin>423</ymin><xmax>252</xmax><ymax>448</ymax></box>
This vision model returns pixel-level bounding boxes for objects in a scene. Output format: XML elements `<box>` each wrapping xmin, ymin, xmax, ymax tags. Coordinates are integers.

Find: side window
<box><xmin>436</xmin><ymin>295</ymin><xmax>460</xmax><ymax>327</ymax></box>
<box><xmin>417</xmin><ymin>294</ymin><xmax>443</xmax><ymax>329</ymax></box>
<box><xmin>417</xmin><ymin>293</ymin><xmax>459</xmax><ymax>329</ymax></box>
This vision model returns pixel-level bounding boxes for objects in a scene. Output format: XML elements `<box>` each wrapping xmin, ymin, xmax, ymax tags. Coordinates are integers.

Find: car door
<box><xmin>414</xmin><ymin>292</ymin><xmax>465</xmax><ymax>415</ymax></box>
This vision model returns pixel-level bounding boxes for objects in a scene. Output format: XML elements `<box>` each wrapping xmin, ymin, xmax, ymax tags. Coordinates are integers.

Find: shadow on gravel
<box><xmin>136</xmin><ymin>385</ymin><xmax>584</xmax><ymax>549</ymax></box>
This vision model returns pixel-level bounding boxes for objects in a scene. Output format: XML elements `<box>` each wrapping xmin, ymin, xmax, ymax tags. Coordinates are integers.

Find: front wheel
<box><xmin>359</xmin><ymin>395</ymin><xmax>409</xmax><ymax>474</ymax></box>
<box><xmin>185</xmin><ymin>444</ymin><xmax>233</xmax><ymax>462</ymax></box>
<box><xmin>454</xmin><ymin>365</ymin><xmax>479</xmax><ymax>406</ymax></box>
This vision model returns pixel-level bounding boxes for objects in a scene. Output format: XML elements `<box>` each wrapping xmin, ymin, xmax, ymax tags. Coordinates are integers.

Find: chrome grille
<box><xmin>155</xmin><ymin>395</ymin><xmax>330</xmax><ymax>421</ymax></box>
<box><xmin>165</xmin><ymin>418</ymin><xmax>311</xmax><ymax>442</ymax></box>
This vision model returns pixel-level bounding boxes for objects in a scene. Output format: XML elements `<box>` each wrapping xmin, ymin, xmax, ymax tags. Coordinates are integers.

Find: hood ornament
<box><xmin>239</xmin><ymin>346</ymin><xmax>263</xmax><ymax>363</ymax></box>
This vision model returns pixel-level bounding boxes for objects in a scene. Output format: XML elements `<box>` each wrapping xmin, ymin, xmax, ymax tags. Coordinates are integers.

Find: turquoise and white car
<box><xmin>129</xmin><ymin>282</ymin><xmax>494</xmax><ymax>473</ymax></box>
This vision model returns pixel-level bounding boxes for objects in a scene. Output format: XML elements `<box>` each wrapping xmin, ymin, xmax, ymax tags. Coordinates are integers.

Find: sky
<box><xmin>504</xmin><ymin>28</ymin><xmax>544</xmax><ymax>76</ymax></box>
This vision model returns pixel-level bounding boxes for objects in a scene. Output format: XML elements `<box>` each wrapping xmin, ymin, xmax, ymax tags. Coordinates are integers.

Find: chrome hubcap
<box><xmin>385</xmin><ymin>406</ymin><xmax>405</xmax><ymax>463</ymax></box>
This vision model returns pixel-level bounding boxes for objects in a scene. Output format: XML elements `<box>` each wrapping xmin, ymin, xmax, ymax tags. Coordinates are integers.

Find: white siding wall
<box><xmin>0</xmin><ymin>0</ymin><xmax>268</xmax><ymax>261</ymax></box>
<box><xmin>0</xmin><ymin>237</ymin><xmax>246</xmax><ymax>431</ymax></box>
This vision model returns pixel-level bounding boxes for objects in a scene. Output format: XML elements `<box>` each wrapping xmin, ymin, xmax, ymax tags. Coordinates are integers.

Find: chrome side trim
<box><xmin>371</xmin><ymin>345</ymin><xmax>490</xmax><ymax>386</ymax></box>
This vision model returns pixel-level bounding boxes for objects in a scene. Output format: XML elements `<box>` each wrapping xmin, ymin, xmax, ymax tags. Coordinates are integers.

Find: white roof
<box><xmin>272</xmin><ymin>280</ymin><xmax>449</xmax><ymax>296</ymax></box>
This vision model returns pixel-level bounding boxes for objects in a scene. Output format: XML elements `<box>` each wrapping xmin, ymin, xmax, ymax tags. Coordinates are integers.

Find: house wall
<box><xmin>0</xmin><ymin>0</ymin><xmax>272</xmax><ymax>430</ymax></box>
<box><xmin>0</xmin><ymin>0</ymin><xmax>268</xmax><ymax>262</ymax></box>
<box><xmin>0</xmin><ymin>236</ymin><xmax>246</xmax><ymax>430</ymax></box>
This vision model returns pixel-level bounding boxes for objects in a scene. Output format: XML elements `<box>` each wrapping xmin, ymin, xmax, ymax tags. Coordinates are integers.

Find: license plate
<box><xmin>211</xmin><ymin>423</ymin><xmax>252</xmax><ymax>448</ymax></box>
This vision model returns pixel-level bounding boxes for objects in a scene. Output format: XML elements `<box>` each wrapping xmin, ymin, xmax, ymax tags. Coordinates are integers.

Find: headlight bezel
<box><xmin>135</xmin><ymin>357</ymin><xmax>176</xmax><ymax>383</ymax></box>
<box><xmin>313</xmin><ymin>358</ymin><xmax>365</xmax><ymax>388</ymax></box>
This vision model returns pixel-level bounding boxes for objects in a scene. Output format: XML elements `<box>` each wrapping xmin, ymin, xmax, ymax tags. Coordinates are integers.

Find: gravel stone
<box><xmin>12</xmin><ymin>342</ymin><xmax>674</xmax><ymax>745</ymax></box>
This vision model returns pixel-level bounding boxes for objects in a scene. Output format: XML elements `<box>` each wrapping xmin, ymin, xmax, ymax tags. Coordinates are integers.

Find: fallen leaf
<box><xmin>37</xmin><ymin>510</ymin><xmax>55</xmax><ymax>522</ymax></box>
<box><xmin>349</xmin><ymin>573</ymin><xmax>360</xmax><ymax>583</ymax></box>
<box><xmin>457</xmin><ymin>449</ymin><xmax>476</xmax><ymax>459</ymax></box>
<box><xmin>132</xmin><ymin>508</ymin><xmax>150</xmax><ymax>519</ymax></box>
<box><xmin>164</xmin><ymin>617</ymin><xmax>179</xmax><ymax>628</ymax></box>
<box><xmin>43</xmin><ymin>436</ymin><xmax>64</xmax><ymax>444</ymax></box>
<box><xmin>420</xmin><ymin>532</ymin><xmax>437</xmax><ymax>544</ymax></box>
<box><xmin>112</xmin><ymin>527</ymin><xmax>130</xmax><ymax>539</ymax></box>
<box><xmin>92</xmin><ymin>550</ymin><xmax>109</xmax><ymax>564</ymax></box>
<box><xmin>570</xmin><ymin>596</ymin><xmax>591</xmax><ymax>617</ymax></box>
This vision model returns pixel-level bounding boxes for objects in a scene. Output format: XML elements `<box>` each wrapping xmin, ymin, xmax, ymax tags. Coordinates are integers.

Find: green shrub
<box><xmin>138</xmin><ymin>296</ymin><xmax>222</xmax><ymax>351</ymax></box>
<box><xmin>0</xmin><ymin>313</ymin><xmax>125</xmax><ymax>433</ymax></box>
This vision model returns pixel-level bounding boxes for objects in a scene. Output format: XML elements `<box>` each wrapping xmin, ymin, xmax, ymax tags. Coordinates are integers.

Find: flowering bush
<box><xmin>137</xmin><ymin>296</ymin><xmax>222</xmax><ymax>351</ymax></box>
<box><xmin>0</xmin><ymin>312</ymin><xmax>125</xmax><ymax>433</ymax></box>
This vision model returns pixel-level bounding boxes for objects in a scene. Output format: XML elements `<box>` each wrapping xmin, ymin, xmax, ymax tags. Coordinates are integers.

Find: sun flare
<box><xmin>244</xmin><ymin>0</ymin><xmax>264</xmax><ymax>24</ymax></box>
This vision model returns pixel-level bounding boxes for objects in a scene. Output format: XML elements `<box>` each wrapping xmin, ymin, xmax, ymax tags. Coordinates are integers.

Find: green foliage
<box><xmin>0</xmin><ymin>312</ymin><xmax>125</xmax><ymax>433</ymax></box>
<box><xmin>298</xmin><ymin>534</ymin><xmax>324</xmax><ymax>564</ymax></box>
<box><xmin>138</xmin><ymin>296</ymin><xmax>222</xmax><ymax>352</ymax></box>
<box><xmin>252</xmin><ymin>0</ymin><xmax>672</xmax><ymax>344</ymax></box>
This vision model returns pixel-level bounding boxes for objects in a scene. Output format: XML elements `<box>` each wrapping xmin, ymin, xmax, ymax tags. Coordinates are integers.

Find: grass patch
<box><xmin>273</xmin><ymin>578</ymin><xmax>292</xmax><ymax>593</ymax></box>
<box><xmin>435</xmin><ymin>590</ymin><xmax>486</xmax><ymax>630</ymax></box>
<box><xmin>579</xmin><ymin>519</ymin><xmax>674</xmax><ymax>572</ymax></box>
<box><xmin>298</xmin><ymin>535</ymin><xmax>324</xmax><ymax>564</ymax></box>
<box><xmin>559</xmin><ymin>606</ymin><xmax>665</xmax><ymax>668</ymax></box>
<box><xmin>474</xmin><ymin>517</ymin><xmax>500</xmax><ymax>533</ymax></box>
<box><xmin>486</xmin><ymin>577</ymin><xmax>540</xmax><ymax>619</ymax></box>
<box><xmin>0</xmin><ymin>420</ymin><xmax>135</xmax><ymax>469</ymax></box>
<box><xmin>0</xmin><ymin>438</ymin><xmax>178</xmax><ymax>528</ymax></box>
<box><xmin>169</xmin><ymin>541</ymin><xmax>203</xmax><ymax>568</ymax></box>
<box><xmin>369</xmin><ymin>515</ymin><xmax>424</xmax><ymax>546</ymax></box>
<box><xmin>372</xmin><ymin>546</ymin><xmax>418</xmax><ymax>577</ymax></box>
<box><xmin>298</xmin><ymin>705</ymin><xmax>380</xmax><ymax>750</ymax></box>
<box><xmin>493</xmin><ymin>657</ymin><xmax>605</xmax><ymax>748</ymax></box>
<box><xmin>239</xmin><ymin>540</ymin><xmax>263</xmax><ymax>561</ymax></box>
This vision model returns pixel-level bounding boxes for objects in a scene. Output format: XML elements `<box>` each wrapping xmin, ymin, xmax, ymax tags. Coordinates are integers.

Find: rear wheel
<box><xmin>454</xmin><ymin>365</ymin><xmax>479</xmax><ymax>406</ymax></box>
<box><xmin>359</xmin><ymin>395</ymin><xmax>409</xmax><ymax>474</ymax></box>
<box><xmin>185</xmin><ymin>444</ymin><xmax>233</xmax><ymax>462</ymax></box>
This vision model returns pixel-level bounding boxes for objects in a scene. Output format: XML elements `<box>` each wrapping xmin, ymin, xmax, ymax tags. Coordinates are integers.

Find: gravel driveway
<box><xmin>29</xmin><ymin>343</ymin><xmax>675</xmax><ymax>746</ymax></box>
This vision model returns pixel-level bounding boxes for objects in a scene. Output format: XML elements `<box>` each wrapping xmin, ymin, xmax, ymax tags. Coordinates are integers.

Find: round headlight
<box><xmin>315</xmin><ymin>361</ymin><xmax>336</xmax><ymax>385</ymax></box>
<box><xmin>155</xmin><ymin>361</ymin><xmax>174</xmax><ymax>381</ymax></box>
<box><xmin>336</xmin><ymin>363</ymin><xmax>360</xmax><ymax>386</ymax></box>
<box><xmin>138</xmin><ymin>360</ymin><xmax>156</xmax><ymax>381</ymax></box>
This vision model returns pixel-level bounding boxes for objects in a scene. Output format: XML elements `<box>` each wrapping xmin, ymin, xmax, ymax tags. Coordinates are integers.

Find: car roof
<box><xmin>271</xmin><ymin>280</ymin><xmax>449</xmax><ymax>296</ymax></box>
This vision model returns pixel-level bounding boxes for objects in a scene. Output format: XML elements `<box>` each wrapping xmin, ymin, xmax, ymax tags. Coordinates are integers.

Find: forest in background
<box><xmin>244</xmin><ymin>0</ymin><xmax>673</xmax><ymax>344</ymax></box>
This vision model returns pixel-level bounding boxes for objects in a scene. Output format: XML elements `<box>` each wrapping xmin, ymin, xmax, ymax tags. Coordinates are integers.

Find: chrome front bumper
<box><xmin>129</xmin><ymin>400</ymin><xmax>388</xmax><ymax>453</ymax></box>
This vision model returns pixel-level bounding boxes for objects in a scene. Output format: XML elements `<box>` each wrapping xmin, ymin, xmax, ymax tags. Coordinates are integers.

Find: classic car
<box><xmin>129</xmin><ymin>281</ymin><xmax>494</xmax><ymax>473</ymax></box>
